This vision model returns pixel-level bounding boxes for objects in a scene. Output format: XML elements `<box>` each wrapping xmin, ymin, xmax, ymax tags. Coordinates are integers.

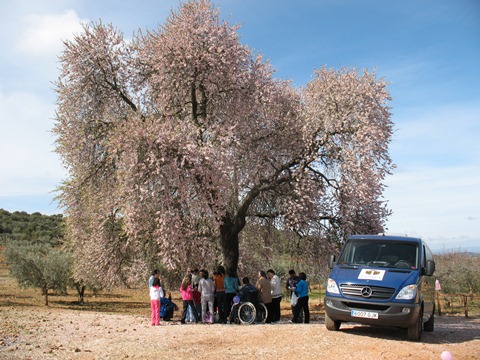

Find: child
<box><xmin>192</xmin><ymin>286</ymin><xmax>202</xmax><ymax>320</ymax></box>
<box><xmin>179</xmin><ymin>274</ymin><xmax>199</xmax><ymax>324</ymax></box>
<box><xmin>150</xmin><ymin>278</ymin><xmax>163</xmax><ymax>325</ymax></box>
<box><xmin>198</xmin><ymin>269</ymin><xmax>215</xmax><ymax>324</ymax></box>
<box><xmin>160</xmin><ymin>291</ymin><xmax>178</xmax><ymax>321</ymax></box>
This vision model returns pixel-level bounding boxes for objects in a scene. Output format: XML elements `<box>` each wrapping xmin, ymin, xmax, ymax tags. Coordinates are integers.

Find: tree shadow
<box><xmin>52</xmin><ymin>300</ymin><xmax>147</xmax><ymax>314</ymax></box>
<box><xmin>0</xmin><ymin>300</ymin><xmax>39</xmax><ymax>308</ymax></box>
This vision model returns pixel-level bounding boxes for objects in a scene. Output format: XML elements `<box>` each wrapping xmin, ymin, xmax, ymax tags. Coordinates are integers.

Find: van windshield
<box><xmin>337</xmin><ymin>240</ymin><xmax>418</xmax><ymax>269</ymax></box>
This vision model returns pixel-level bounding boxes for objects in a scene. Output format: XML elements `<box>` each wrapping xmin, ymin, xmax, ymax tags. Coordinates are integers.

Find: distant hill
<box><xmin>0</xmin><ymin>209</ymin><xmax>65</xmax><ymax>244</ymax></box>
<box><xmin>433</xmin><ymin>248</ymin><xmax>480</xmax><ymax>256</ymax></box>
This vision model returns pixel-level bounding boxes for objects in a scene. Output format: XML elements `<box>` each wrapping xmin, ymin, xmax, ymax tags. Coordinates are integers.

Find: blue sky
<box><xmin>0</xmin><ymin>0</ymin><xmax>479</xmax><ymax>251</ymax></box>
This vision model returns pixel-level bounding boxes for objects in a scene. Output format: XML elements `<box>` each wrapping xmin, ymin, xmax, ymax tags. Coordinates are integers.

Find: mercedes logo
<box><xmin>361</xmin><ymin>286</ymin><xmax>373</xmax><ymax>298</ymax></box>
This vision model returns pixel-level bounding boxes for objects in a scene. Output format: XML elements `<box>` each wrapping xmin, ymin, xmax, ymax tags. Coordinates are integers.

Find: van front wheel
<box><xmin>325</xmin><ymin>312</ymin><xmax>341</xmax><ymax>331</ymax></box>
<box><xmin>407</xmin><ymin>310</ymin><xmax>423</xmax><ymax>341</ymax></box>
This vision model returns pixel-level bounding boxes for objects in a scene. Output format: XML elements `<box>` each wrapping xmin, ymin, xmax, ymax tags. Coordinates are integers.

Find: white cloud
<box><xmin>384</xmin><ymin>164</ymin><xmax>480</xmax><ymax>243</ymax></box>
<box><xmin>383</xmin><ymin>101</ymin><xmax>480</xmax><ymax>251</ymax></box>
<box><xmin>392</xmin><ymin>103</ymin><xmax>480</xmax><ymax>160</ymax></box>
<box><xmin>0</xmin><ymin>90</ymin><xmax>65</xmax><ymax>197</ymax></box>
<box><xmin>15</xmin><ymin>10</ymin><xmax>87</xmax><ymax>59</ymax></box>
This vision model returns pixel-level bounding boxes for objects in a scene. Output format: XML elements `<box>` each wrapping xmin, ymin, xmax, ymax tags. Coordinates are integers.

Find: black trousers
<box><xmin>264</xmin><ymin>302</ymin><xmax>273</xmax><ymax>323</ymax></box>
<box><xmin>271</xmin><ymin>296</ymin><xmax>282</xmax><ymax>322</ymax></box>
<box><xmin>293</xmin><ymin>296</ymin><xmax>309</xmax><ymax>323</ymax></box>
<box><xmin>224</xmin><ymin>293</ymin><xmax>236</xmax><ymax>319</ymax></box>
<box><xmin>215</xmin><ymin>291</ymin><xmax>226</xmax><ymax>323</ymax></box>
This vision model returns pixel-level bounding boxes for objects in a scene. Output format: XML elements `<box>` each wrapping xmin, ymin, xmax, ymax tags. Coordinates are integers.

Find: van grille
<box><xmin>340</xmin><ymin>284</ymin><xmax>395</xmax><ymax>300</ymax></box>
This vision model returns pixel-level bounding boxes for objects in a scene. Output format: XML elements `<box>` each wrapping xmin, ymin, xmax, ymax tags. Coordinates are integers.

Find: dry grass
<box><xmin>0</xmin><ymin>246</ymin><xmax>477</xmax><ymax>319</ymax></box>
<box><xmin>0</xmin><ymin>251</ymin><xmax>323</xmax><ymax>320</ymax></box>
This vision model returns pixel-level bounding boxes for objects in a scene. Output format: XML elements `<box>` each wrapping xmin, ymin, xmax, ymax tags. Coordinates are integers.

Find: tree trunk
<box><xmin>43</xmin><ymin>285</ymin><xmax>49</xmax><ymax>306</ymax></box>
<box><xmin>75</xmin><ymin>283</ymin><xmax>86</xmax><ymax>304</ymax></box>
<box><xmin>436</xmin><ymin>291</ymin><xmax>442</xmax><ymax>316</ymax></box>
<box><xmin>462</xmin><ymin>295</ymin><xmax>469</xmax><ymax>318</ymax></box>
<box><xmin>220</xmin><ymin>215</ymin><xmax>240</xmax><ymax>275</ymax></box>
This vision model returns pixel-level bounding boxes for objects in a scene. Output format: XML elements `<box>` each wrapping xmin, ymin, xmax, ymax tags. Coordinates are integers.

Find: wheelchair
<box><xmin>230</xmin><ymin>296</ymin><xmax>268</xmax><ymax>325</ymax></box>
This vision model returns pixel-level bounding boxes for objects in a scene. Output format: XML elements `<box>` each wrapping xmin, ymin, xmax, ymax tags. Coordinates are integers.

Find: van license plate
<box><xmin>351</xmin><ymin>310</ymin><xmax>378</xmax><ymax>319</ymax></box>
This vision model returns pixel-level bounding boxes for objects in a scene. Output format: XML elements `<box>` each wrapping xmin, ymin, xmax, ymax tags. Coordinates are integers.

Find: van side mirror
<box><xmin>425</xmin><ymin>260</ymin><xmax>435</xmax><ymax>276</ymax></box>
<box><xmin>328</xmin><ymin>254</ymin><xmax>336</xmax><ymax>269</ymax></box>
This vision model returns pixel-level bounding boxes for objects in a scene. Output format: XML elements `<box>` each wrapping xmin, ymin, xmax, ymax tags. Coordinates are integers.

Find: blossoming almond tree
<box><xmin>54</xmin><ymin>0</ymin><xmax>394</xmax><ymax>286</ymax></box>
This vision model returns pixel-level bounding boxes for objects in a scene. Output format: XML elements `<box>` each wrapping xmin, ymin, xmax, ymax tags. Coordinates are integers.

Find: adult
<box><xmin>228</xmin><ymin>277</ymin><xmax>258</xmax><ymax>323</ymax></box>
<box><xmin>292</xmin><ymin>272</ymin><xmax>310</xmax><ymax>323</ymax></box>
<box><xmin>286</xmin><ymin>269</ymin><xmax>300</xmax><ymax>317</ymax></box>
<box><xmin>148</xmin><ymin>269</ymin><xmax>159</xmax><ymax>289</ymax></box>
<box><xmin>267</xmin><ymin>269</ymin><xmax>282</xmax><ymax>323</ymax></box>
<box><xmin>224</xmin><ymin>269</ymin><xmax>239</xmax><ymax>320</ymax></box>
<box><xmin>191</xmin><ymin>268</ymin><xmax>200</xmax><ymax>289</ymax></box>
<box><xmin>214</xmin><ymin>265</ymin><xmax>226</xmax><ymax>323</ymax></box>
<box><xmin>239</xmin><ymin>277</ymin><xmax>258</xmax><ymax>303</ymax></box>
<box><xmin>256</xmin><ymin>270</ymin><xmax>273</xmax><ymax>323</ymax></box>
<box><xmin>198</xmin><ymin>269</ymin><xmax>215</xmax><ymax>323</ymax></box>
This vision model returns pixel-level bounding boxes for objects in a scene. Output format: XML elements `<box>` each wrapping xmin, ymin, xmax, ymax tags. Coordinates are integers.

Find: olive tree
<box><xmin>436</xmin><ymin>251</ymin><xmax>480</xmax><ymax>317</ymax></box>
<box><xmin>4</xmin><ymin>241</ymin><xmax>72</xmax><ymax>306</ymax></box>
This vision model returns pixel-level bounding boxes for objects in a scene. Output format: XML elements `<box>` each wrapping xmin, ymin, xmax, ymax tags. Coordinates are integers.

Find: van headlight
<box><xmin>327</xmin><ymin>278</ymin><xmax>340</xmax><ymax>294</ymax></box>
<box><xmin>395</xmin><ymin>284</ymin><xmax>417</xmax><ymax>300</ymax></box>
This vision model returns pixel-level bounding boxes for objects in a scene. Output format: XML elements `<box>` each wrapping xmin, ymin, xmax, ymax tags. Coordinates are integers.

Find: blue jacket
<box><xmin>295</xmin><ymin>279</ymin><xmax>308</xmax><ymax>298</ymax></box>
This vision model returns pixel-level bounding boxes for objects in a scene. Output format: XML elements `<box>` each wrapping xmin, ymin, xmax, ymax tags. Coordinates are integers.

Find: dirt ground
<box><xmin>1</xmin><ymin>305</ymin><xmax>479</xmax><ymax>360</ymax></box>
<box><xmin>1</xmin><ymin>250</ymin><xmax>479</xmax><ymax>360</ymax></box>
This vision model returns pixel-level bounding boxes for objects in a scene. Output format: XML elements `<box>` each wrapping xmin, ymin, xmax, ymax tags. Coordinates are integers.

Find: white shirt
<box><xmin>198</xmin><ymin>278</ymin><xmax>215</xmax><ymax>301</ymax></box>
<box><xmin>270</xmin><ymin>274</ymin><xmax>282</xmax><ymax>298</ymax></box>
<box><xmin>150</xmin><ymin>285</ymin><xmax>164</xmax><ymax>300</ymax></box>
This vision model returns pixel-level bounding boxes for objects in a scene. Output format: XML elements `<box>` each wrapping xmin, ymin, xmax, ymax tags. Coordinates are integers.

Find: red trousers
<box><xmin>150</xmin><ymin>299</ymin><xmax>160</xmax><ymax>325</ymax></box>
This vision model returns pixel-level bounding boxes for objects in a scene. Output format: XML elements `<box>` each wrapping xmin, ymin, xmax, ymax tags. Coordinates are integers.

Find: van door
<box><xmin>421</xmin><ymin>244</ymin><xmax>436</xmax><ymax>317</ymax></box>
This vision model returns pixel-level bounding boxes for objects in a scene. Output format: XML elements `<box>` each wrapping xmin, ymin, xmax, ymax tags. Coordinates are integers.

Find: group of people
<box><xmin>148</xmin><ymin>266</ymin><xmax>310</xmax><ymax>326</ymax></box>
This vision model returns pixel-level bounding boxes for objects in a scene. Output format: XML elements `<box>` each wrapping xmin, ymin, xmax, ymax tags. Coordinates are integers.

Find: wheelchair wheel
<box><xmin>256</xmin><ymin>303</ymin><xmax>268</xmax><ymax>323</ymax></box>
<box><xmin>238</xmin><ymin>302</ymin><xmax>256</xmax><ymax>324</ymax></box>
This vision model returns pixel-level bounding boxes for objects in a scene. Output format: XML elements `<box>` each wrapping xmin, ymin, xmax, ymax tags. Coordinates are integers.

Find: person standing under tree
<box><xmin>191</xmin><ymin>268</ymin><xmax>200</xmax><ymax>289</ymax></box>
<box><xmin>148</xmin><ymin>269</ymin><xmax>159</xmax><ymax>288</ymax></box>
<box><xmin>256</xmin><ymin>270</ymin><xmax>273</xmax><ymax>323</ymax></box>
<box><xmin>286</xmin><ymin>269</ymin><xmax>301</xmax><ymax>320</ymax></box>
<box><xmin>292</xmin><ymin>272</ymin><xmax>310</xmax><ymax>323</ymax></box>
<box><xmin>267</xmin><ymin>269</ymin><xmax>282</xmax><ymax>323</ymax></box>
<box><xmin>198</xmin><ymin>269</ymin><xmax>215</xmax><ymax>323</ymax></box>
<box><xmin>224</xmin><ymin>269</ymin><xmax>239</xmax><ymax>321</ymax></box>
<box><xmin>179</xmin><ymin>274</ymin><xmax>199</xmax><ymax>324</ymax></box>
<box><xmin>149</xmin><ymin>278</ymin><xmax>163</xmax><ymax>326</ymax></box>
<box><xmin>214</xmin><ymin>265</ymin><xmax>226</xmax><ymax>323</ymax></box>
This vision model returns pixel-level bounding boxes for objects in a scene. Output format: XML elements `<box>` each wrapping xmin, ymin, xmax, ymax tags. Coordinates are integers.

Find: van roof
<box><xmin>348</xmin><ymin>234</ymin><xmax>421</xmax><ymax>244</ymax></box>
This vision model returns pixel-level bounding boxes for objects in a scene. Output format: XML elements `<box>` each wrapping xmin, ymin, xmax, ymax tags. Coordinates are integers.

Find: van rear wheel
<box><xmin>325</xmin><ymin>312</ymin><xmax>341</xmax><ymax>331</ymax></box>
<box><xmin>424</xmin><ymin>308</ymin><xmax>434</xmax><ymax>332</ymax></box>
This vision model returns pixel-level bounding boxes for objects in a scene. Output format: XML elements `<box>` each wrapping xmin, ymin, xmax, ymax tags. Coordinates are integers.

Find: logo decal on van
<box><xmin>361</xmin><ymin>286</ymin><xmax>373</xmax><ymax>297</ymax></box>
<box><xmin>358</xmin><ymin>269</ymin><xmax>385</xmax><ymax>281</ymax></box>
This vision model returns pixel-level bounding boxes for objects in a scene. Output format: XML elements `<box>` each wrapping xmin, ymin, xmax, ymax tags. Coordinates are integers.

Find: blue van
<box><xmin>324</xmin><ymin>234</ymin><xmax>436</xmax><ymax>341</ymax></box>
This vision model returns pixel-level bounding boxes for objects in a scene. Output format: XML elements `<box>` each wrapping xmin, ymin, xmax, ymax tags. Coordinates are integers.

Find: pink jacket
<box><xmin>179</xmin><ymin>284</ymin><xmax>194</xmax><ymax>301</ymax></box>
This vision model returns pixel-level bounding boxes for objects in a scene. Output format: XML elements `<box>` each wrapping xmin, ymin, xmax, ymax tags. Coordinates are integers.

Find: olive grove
<box><xmin>54</xmin><ymin>0</ymin><xmax>394</xmax><ymax>287</ymax></box>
